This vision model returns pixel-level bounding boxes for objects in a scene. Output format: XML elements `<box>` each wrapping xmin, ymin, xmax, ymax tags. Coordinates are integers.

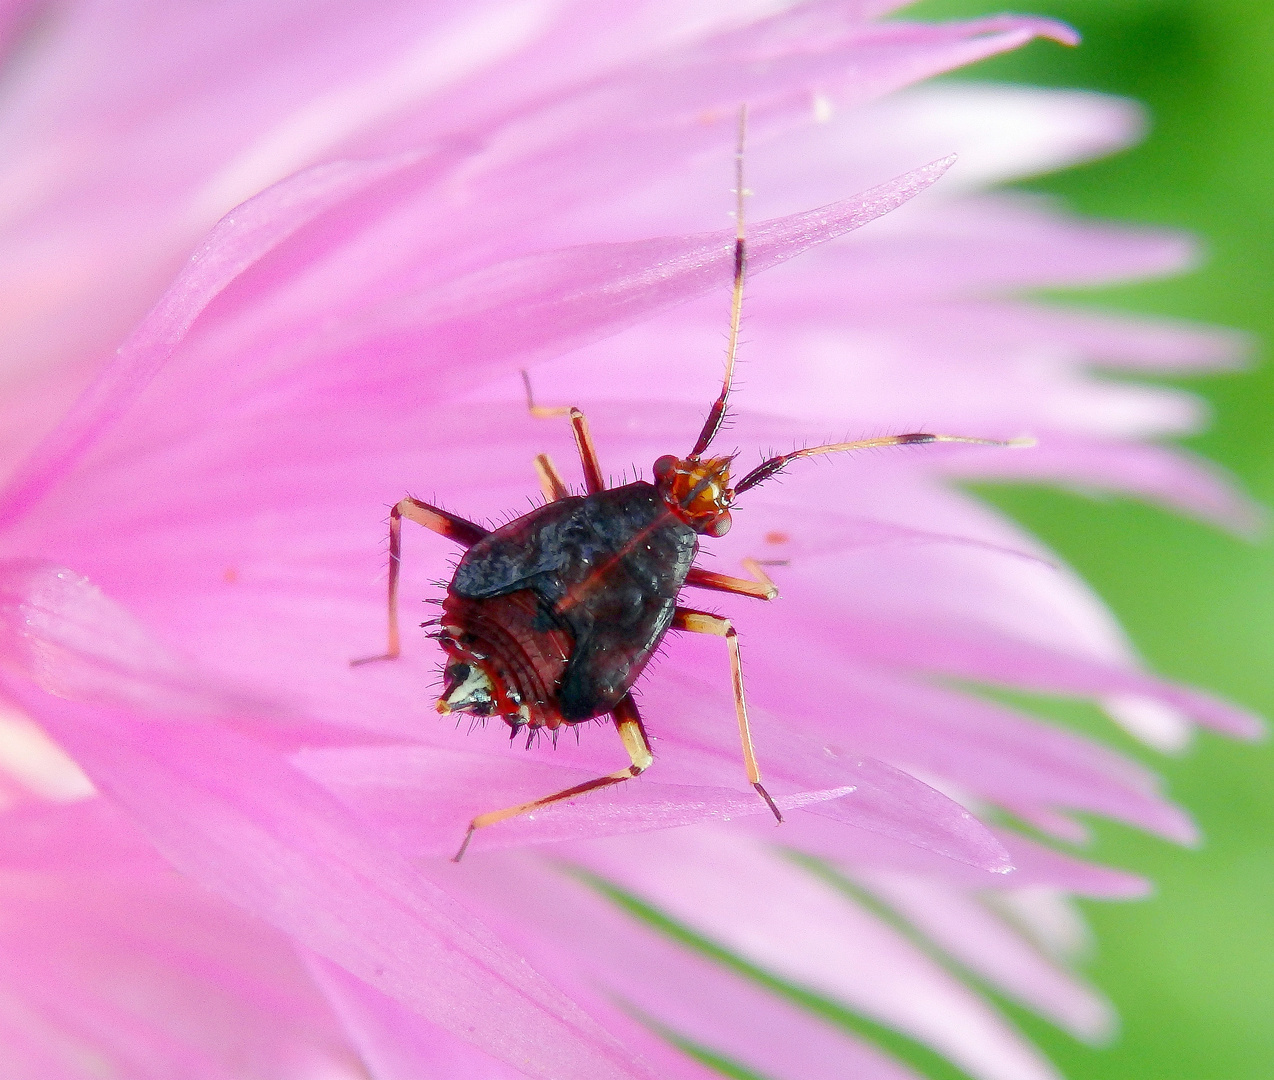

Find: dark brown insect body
<box><xmin>353</xmin><ymin>110</ymin><xmax>1026</xmax><ymax>860</ymax></box>
<box><xmin>441</xmin><ymin>483</ymin><xmax>697</xmax><ymax>729</ymax></box>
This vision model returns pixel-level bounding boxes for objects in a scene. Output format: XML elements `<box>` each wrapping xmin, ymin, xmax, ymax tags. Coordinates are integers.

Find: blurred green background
<box><xmin>910</xmin><ymin>1</ymin><xmax>1274</xmax><ymax>1077</ymax></box>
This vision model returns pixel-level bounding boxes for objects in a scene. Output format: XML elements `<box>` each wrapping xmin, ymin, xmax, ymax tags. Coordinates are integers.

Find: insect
<box><xmin>355</xmin><ymin>109</ymin><xmax>1024</xmax><ymax>861</ymax></box>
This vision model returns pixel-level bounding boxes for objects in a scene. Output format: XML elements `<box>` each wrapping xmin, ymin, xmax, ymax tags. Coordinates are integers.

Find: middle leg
<box><xmin>452</xmin><ymin>694</ymin><xmax>653</xmax><ymax>861</ymax></box>
<box><xmin>533</xmin><ymin>453</ymin><xmax>570</xmax><ymax>502</ymax></box>
<box><xmin>685</xmin><ymin>557</ymin><xmax>778</xmax><ymax>601</ymax></box>
<box><xmin>672</xmin><ymin>606</ymin><xmax>783</xmax><ymax>823</ymax></box>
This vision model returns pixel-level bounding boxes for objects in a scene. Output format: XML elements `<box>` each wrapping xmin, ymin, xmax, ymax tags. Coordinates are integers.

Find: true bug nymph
<box><xmin>354</xmin><ymin>109</ymin><xmax>1027</xmax><ymax>860</ymax></box>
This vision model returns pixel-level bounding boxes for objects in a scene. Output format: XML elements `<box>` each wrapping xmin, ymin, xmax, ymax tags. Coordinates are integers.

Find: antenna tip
<box><xmin>1007</xmin><ymin>435</ymin><xmax>1037</xmax><ymax>448</ymax></box>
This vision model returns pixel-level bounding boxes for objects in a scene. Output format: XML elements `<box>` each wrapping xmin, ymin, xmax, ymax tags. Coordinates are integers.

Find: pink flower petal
<box><xmin>3</xmin><ymin>691</ymin><xmax>661</xmax><ymax>1080</ymax></box>
<box><xmin>305</xmin><ymin>955</ymin><xmax>532</xmax><ymax>1080</ymax></box>
<box><xmin>0</xmin><ymin>7</ymin><xmax>1254</xmax><ymax>1077</ymax></box>
<box><xmin>730</xmin><ymin>812</ymin><xmax>1150</xmax><ymax>898</ymax></box>
<box><xmin>941</xmin><ymin>301</ymin><xmax>1250</xmax><ymax>372</ymax></box>
<box><xmin>0</xmin><ymin>152</ymin><xmax>420</xmax><ymax>529</ymax></box>
<box><xmin>297</xmin><ymin>740</ymin><xmax>858</xmax><ymax>857</ymax></box>
<box><xmin>941</xmin><ymin>433</ymin><xmax>1264</xmax><ymax>535</ymax></box>
<box><xmin>442</xmin><ymin>849</ymin><xmax>931</xmax><ymax>1080</ymax></box>
<box><xmin>698</xmin><ymin>85</ymin><xmax>1144</xmax><ymax>226</ymax></box>
<box><xmin>0</xmin><ymin>800</ymin><xmax>362</xmax><ymax>1080</ymax></box>
<box><xmin>532</xmin><ymin>312</ymin><xmax>1210</xmax><ymax>441</ymax></box>
<box><xmin>0</xmin><ymin>0</ymin><xmax>36</xmax><ymax>54</ymax></box>
<box><xmin>0</xmin><ymin>155</ymin><xmax>954</xmax><ymax>537</ymax></box>
<box><xmin>5</xmin><ymin>557</ymin><xmax>1010</xmax><ymax>1073</ymax></box>
<box><xmin>0</xmin><ymin>3</ymin><xmax>1071</xmax><ymax>488</ymax></box>
<box><xmin>568</xmin><ymin>829</ymin><xmax>1063</xmax><ymax>1080</ymax></box>
<box><xmin>794</xmin><ymin>194</ymin><xmax>1199</xmax><ymax>298</ymax></box>
<box><xmin>823</xmin><ymin>609</ymin><xmax>1260</xmax><ymax>742</ymax></box>
<box><xmin>853</xmin><ymin>871</ymin><xmax>1113</xmax><ymax>1040</ymax></box>
<box><xmin>880</xmin><ymin>85</ymin><xmax>1141</xmax><ymax>188</ymax></box>
<box><xmin>688</xmin><ymin>649</ymin><xmax>1199</xmax><ymax>843</ymax></box>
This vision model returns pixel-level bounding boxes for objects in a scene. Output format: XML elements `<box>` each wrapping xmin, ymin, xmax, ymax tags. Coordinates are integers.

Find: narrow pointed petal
<box><xmin>305</xmin><ymin>955</ymin><xmax>532</xmax><ymax>1080</ymax></box>
<box><xmin>297</xmin><ymin>740</ymin><xmax>856</xmax><ymax>857</ymax></box>
<box><xmin>0</xmin><ymin>153</ymin><xmax>418</xmax><ymax>527</ymax></box>
<box><xmin>0</xmin><ymin>156</ymin><xmax>953</xmax><ymax>536</ymax></box>
<box><xmin>0</xmin><ymin>800</ymin><xmax>363</xmax><ymax>1080</ymax></box>
<box><xmin>442</xmin><ymin>850</ymin><xmax>933</xmax><ymax>1080</ymax></box>
<box><xmin>569</xmin><ymin>830</ymin><xmax>1063</xmax><ymax>1080</ymax></box>
<box><xmin>853</xmin><ymin>871</ymin><xmax>1114</xmax><ymax>1040</ymax></box>
<box><xmin>943</xmin><ymin>434</ymin><xmax>1265</xmax><ymax>536</ymax></box>
<box><xmin>4</xmin><ymin>690</ymin><xmax>660</xmax><ymax>1080</ymax></box>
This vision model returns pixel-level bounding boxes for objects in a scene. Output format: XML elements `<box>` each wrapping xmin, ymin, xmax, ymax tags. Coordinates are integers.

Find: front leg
<box><xmin>352</xmin><ymin>498</ymin><xmax>488</xmax><ymax>665</ymax></box>
<box><xmin>685</xmin><ymin>557</ymin><xmax>778</xmax><ymax>601</ymax></box>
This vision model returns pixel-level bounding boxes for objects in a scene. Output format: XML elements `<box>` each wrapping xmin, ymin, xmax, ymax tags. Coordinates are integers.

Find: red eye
<box><xmin>653</xmin><ymin>455</ymin><xmax>677</xmax><ymax>478</ymax></box>
<box><xmin>706</xmin><ymin>511</ymin><xmax>732</xmax><ymax>537</ymax></box>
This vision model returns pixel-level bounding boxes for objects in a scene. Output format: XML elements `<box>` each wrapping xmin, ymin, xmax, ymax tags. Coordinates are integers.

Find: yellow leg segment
<box><xmin>453</xmin><ymin>696</ymin><xmax>652</xmax><ymax>861</ymax></box>
<box><xmin>672</xmin><ymin>606</ymin><xmax>782</xmax><ymax>823</ymax></box>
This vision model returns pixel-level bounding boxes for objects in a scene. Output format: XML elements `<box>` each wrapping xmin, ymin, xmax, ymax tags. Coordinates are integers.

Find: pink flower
<box><xmin>0</xmin><ymin>4</ymin><xmax>1261</xmax><ymax>1080</ymax></box>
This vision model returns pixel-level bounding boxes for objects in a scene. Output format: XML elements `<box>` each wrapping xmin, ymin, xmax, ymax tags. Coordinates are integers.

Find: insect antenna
<box><xmin>689</xmin><ymin>104</ymin><xmax>749</xmax><ymax>460</ymax></box>
<box><xmin>732</xmin><ymin>432</ymin><xmax>1036</xmax><ymax>495</ymax></box>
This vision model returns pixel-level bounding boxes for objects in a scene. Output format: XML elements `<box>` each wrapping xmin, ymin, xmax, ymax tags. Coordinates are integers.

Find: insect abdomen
<box><xmin>438</xmin><ymin>589</ymin><xmax>572</xmax><ymax>727</ymax></box>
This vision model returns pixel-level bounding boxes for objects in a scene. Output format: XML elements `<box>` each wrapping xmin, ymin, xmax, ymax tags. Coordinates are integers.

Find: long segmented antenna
<box><xmin>689</xmin><ymin>105</ymin><xmax>749</xmax><ymax>460</ymax></box>
<box><xmin>732</xmin><ymin>433</ymin><xmax>1036</xmax><ymax>495</ymax></box>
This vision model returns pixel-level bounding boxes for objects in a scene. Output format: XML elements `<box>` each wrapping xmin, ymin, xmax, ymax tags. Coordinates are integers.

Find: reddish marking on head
<box><xmin>764</xmin><ymin>531</ymin><xmax>789</xmax><ymax>545</ymax></box>
<box><xmin>653</xmin><ymin>454</ymin><xmax>733</xmax><ymax>534</ymax></box>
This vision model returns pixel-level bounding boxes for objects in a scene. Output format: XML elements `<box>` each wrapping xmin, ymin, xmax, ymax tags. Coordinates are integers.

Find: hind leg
<box><xmin>352</xmin><ymin>498</ymin><xmax>488</xmax><ymax>665</ymax></box>
<box><xmin>453</xmin><ymin>695</ymin><xmax>652</xmax><ymax>861</ymax></box>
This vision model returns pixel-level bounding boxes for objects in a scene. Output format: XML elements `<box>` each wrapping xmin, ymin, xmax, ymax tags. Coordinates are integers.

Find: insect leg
<box><xmin>521</xmin><ymin>370</ymin><xmax>605</xmax><ymax>494</ymax></box>
<box><xmin>453</xmin><ymin>695</ymin><xmax>652</xmax><ymax>862</ymax></box>
<box><xmin>533</xmin><ymin>452</ymin><xmax>570</xmax><ymax>501</ymax></box>
<box><xmin>685</xmin><ymin>557</ymin><xmax>778</xmax><ymax>601</ymax></box>
<box><xmin>671</xmin><ymin>605</ymin><xmax>783</xmax><ymax>823</ymax></box>
<box><xmin>351</xmin><ymin>498</ymin><xmax>488</xmax><ymax>666</ymax></box>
